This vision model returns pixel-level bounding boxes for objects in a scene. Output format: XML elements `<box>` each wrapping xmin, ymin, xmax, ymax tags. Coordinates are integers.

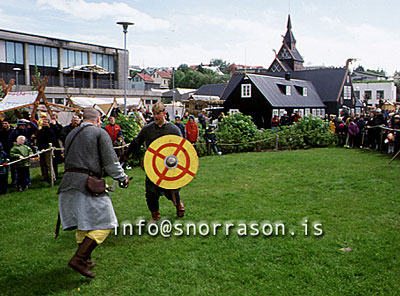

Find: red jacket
<box><xmin>185</xmin><ymin>121</ymin><xmax>199</xmax><ymax>143</ymax></box>
<box><xmin>104</xmin><ymin>124</ymin><xmax>121</xmax><ymax>142</ymax></box>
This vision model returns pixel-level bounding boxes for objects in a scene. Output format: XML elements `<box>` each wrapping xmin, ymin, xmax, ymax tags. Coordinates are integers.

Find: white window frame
<box><xmin>305</xmin><ymin>108</ymin><xmax>310</xmax><ymax>116</ymax></box>
<box><xmin>241</xmin><ymin>84</ymin><xmax>251</xmax><ymax>98</ymax></box>
<box><xmin>298</xmin><ymin>109</ymin><xmax>304</xmax><ymax>117</ymax></box>
<box><xmin>273</xmin><ymin>109</ymin><xmax>279</xmax><ymax>117</ymax></box>
<box><xmin>312</xmin><ymin>109</ymin><xmax>317</xmax><ymax>116</ymax></box>
<box><xmin>321</xmin><ymin>109</ymin><xmax>325</xmax><ymax>118</ymax></box>
<box><xmin>286</xmin><ymin>85</ymin><xmax>291</xmax><ymax>95</ymax></box>
<box><xmin>303</xmin><ymin>87</ymin><xmax>308</xmax><ymax>96</ymax></box>
<box><xmin>279</xmin><ymin>109</ymin><xmax>286</xmax><ymax>117</ymax></box>
<box><xmin>344</xmin><ymin>86</ymin><xmax>351</xmax><ymax>100</ymax></box>
<box><xmin>229</xmin><ymin>109</ymin><xmax>239</xmax><ymax>115</ymax></box>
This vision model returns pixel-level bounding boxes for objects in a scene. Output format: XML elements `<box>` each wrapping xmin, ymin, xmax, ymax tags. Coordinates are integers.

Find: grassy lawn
<box><xmin>0</xmin><ymin>148</ymin><xmax>399</xmax><ymax>295</ymax></box>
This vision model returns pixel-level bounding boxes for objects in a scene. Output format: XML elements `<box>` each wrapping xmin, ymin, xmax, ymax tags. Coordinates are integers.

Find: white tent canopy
<box><xmin>0</xmin><ymin>91</ymin><xmax>38</xmax><ymax>112</ymax></box>
<box><xmin>69</xmin><ymin>96</ymin><xmax>144</xmax><ymax>109</ymax></box>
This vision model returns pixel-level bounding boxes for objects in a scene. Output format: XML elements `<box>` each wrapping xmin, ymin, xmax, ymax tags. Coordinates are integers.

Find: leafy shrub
<box><xmin>212</xmin><ymin>113</ymin><xmax>336</xmax><ymax>154</ymax></box>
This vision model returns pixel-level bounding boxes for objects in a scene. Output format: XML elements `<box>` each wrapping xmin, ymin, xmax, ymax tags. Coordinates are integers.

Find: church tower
<box><xmin>267</xmin><ymin>15</ymin><xmax>304</xmax><ymax>72</ymax></box>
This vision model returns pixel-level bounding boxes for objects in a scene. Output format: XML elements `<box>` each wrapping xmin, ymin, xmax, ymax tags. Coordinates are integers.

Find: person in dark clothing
<box><xmin>174</xmin><ymin>116</ymin><xmax>185</xmax><ymax>138</ymax></box>
<box><xmin>204</xmin><ymin>124</ymin><xmax>221</xmax><ymax>155</ymax></box>
<box><xmin>393</xmin><ymin>114</ymin><xmax>400</xmax><ymax>154</ymax></box>
<box><xmin>0</xmin><ymin>142</ymin><xmax>9</xmax><ymax>195</ymax></box>
<box><xmin>50</xmin><ymin>113</ymin><xmax>64</xmax><ymax>177</ymax></box>
<box><xmin>356</xmin><ymin>115</ymin><xmax>367</xmax><ymax>148</ymax></box>
<box><xmin>59</xmin><ymin>116</ymin><xmax>81</xmax><ymax>145</ymax></box>
<box><xmin>36</xmin><ymin>118</ymin><xmax>57</xmax><ymax>181</ymax></box>
<box><xmin>0</xmin><ymin>120</ymin><xmax>14</xmax><ymax>155</ymax></box>
<box><xmin>123</xmin><ymin>102</ymin><xmax>185</xmax><ymax>222</ymax></box>
<box><xmin>198</xmin><ymin>110</ymin><xmax>207</xmax><ymax>129</ymax></box>
<box><xmin>280</xmin><ymin>112</ymin><xmax>291</xmax><ymax>126</ymax></box>
<box><xmin>8</xmin><ymin>119</ymin><xmax>38</xmax><ymax>148</ymax></box>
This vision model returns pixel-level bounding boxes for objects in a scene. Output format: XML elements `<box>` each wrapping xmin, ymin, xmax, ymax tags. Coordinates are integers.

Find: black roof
<box><xmin>194</xmin><ymin>83</ymin><xmax>227</xmax><ymax>97</ymax></box>
<box><xmin>220</xmin><ymin>74</ymin><xmax>244</xmax><ymax>101</ymax></box>
<box><xmin>266</xmin><ymin>68</ymin><xmax>348</xmax><ymax>103</ymax></box>
<box><xmin>247</xmin><ymin>74</ymin><xmax>326</xmax><ymax>108</ymax></box>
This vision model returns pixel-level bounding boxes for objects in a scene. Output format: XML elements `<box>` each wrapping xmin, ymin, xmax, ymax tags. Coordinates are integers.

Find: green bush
<box><xmin>213</xmin><ymin>113</ymin><xmax>336</xmax><ymax>154</ymax></box>
<box><xmin>113</xmin><ymin>115</ymin><xmax>144</xmax><ymax>167</ymax></box>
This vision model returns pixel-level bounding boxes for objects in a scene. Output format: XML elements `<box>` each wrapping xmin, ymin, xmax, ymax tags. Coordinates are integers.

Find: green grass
<box><xmin>0</xmin><ymin>148</ymin><xmax>399</xmax><ymax>295</ymax></box>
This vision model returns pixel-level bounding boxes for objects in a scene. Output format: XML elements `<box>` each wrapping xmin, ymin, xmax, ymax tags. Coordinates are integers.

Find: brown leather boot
<box><xmin>176</xmin><ymin>201</ymin><xmax>185</xmax><ymax>217</ymax></box>
<box><xmin>78</xmin><ymin>243</ymin><xmax>96</xmax><ymax>268</ymax></box>
<box><xmin>68</xmin><ymin>237</ymin><xmax>98</xmax><ymax>278</ymax></box>
<box><xmin>150</xmin><ymin>210</ymin><xmax>160</xmax><ymax>223</ymax></box>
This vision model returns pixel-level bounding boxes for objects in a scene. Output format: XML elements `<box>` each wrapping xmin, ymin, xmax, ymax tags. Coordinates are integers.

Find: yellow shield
<box><xmin>144</xmin><ymin>135</ymin><xmax>199</xmax><ymax>189</ymax></box>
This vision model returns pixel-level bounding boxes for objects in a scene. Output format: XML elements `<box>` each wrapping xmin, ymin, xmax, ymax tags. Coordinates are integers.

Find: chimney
<box><xmin>285</xmin><ymin>72</ymin><xmax>291</xmax><ymax>81</ymax></box>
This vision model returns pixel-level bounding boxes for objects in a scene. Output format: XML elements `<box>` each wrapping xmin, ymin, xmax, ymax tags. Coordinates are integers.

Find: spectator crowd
<box><xmin>0</xmin><ymin>105</ymin><xmax>398</xmax><ymax>195</ymax></box>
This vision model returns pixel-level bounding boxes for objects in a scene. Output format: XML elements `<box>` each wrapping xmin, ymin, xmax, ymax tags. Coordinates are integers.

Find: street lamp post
<box><xmin>116</xmin><ymin>21</ymin><xmax>134</xmax><ymax>115</ymax></box>
<box><xmin>13</xmin><ymin>67</ymin><xmax>21</xmax><ymax>91</ymax></box>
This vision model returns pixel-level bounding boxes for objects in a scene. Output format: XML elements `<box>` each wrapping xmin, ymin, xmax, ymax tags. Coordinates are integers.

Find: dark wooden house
<box><xmin>222</xmin><ymin>73</ymin><xmax>326</xmax><ymax>129</ymax></box>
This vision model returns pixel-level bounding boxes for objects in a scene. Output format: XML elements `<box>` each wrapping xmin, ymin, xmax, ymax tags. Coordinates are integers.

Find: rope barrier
<box><xmin>0</xmin><ymin>124</ymin><xmax>397</xmax><ymax>168</ymax></box>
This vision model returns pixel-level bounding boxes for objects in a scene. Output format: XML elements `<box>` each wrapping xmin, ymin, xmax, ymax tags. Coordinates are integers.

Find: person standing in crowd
<box><xmin>280</xmin><ymin>111</ymin><xmax>291</xmax><ymax>126</ymax></box>
<box><xmin>36</xmin><ymin>118</ymin><xmax>57</xmax><ymax>182</ymax></box>
<box><xmin>0</xmin><ymin>143</ymin><xmax>8</xmax><ymax>195</ymax></box>
<box><xmin>204</xmin><ymin>124</ymin><xmax>222</xmax><ymax>155</ymax></box>
<box><xmin>393</xmin><ymin>114</ymin><xmax>400</xmax><ymax>154</ymax></box>
<box><xmin>198</xmin><ymin>110</ymin><xmax>207</xmax><ymax>129</ymax></box>
<box><xmin>104</xmin><ymin>116</ymin><xmax>121</xmax><ymax>143</ymax></box>
<box><xmin>347</xmin><ymin>119</ymin><xmax>360</xmax><ymax>148</ymax></box>
<box><xmin>0</xmin><ymin>120</ymin><xmax>14</xmax><ymax>155</ymax></box>
<box><xmin>174</xmin><ymin>116</ymin><xmax>185</xmax><ymax>138</ymax></box>
<box><xmin>271</xmin><ymin>115</ymin><xmax>280</xmax><ymax>131</ymax></box>
<box><xmin>50</xmin><ymin>113</ymin><xmax>64</xmax><ymax>178</ymax></box>
<box><xmin>185</xmin><ymin>115</ymin><xmax>199</xmax><ymax>144</ymax></box>
<box><xmin>356</xmin><ymin>114</ymin><xmax>367</xmax><ymax>148</ymax></box>
<box><xmin>8</xmin><ymin>119</ymin><xmax>38</xmax><ymax>148</ymax></box>
<box><xmin>57</xmin><ymin>108</ymin><xmax>129</xmax><ymax>278</ymax></box>
<box><xmin>122</xmin><ymin>102</ymin><xmax>185</xmax><ymax>222</ymax></box>
<box><xmin>336</xmin><ymin>117</ymin><xmax>347</xmax><ymax>147</ymax></box>
<box><xmin>9</xmin><ymin>135</ymin><xmax>33</xmax><ymax>192</ymax></box>
<box><xmin>328</xmin><ymin>115</ymin><xmax>336</xmax><ymax>133</ymax></box>
<box><xmin>113</xmin><ymin>132</ymin><xmax>126</xmax><ymax>160</ymax></box>
<box><xmin>60</xmin><ymin>116</ymin><xmax>81</xmax><ymax>145</ymax></box>
<box><xmin>0</xmin><ymin>120</ymin><xmax>14</xmax><ymax>187</ymax></box>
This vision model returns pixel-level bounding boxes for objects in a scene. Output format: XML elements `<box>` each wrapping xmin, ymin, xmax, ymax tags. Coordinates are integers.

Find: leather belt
<box><xmin>66</xmin><ymin>168</ymin><xmax>101</xmax><ymax>179</ymax></box>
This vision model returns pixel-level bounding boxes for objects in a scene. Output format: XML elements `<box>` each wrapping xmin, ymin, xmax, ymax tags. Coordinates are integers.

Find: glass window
<box><xmin>68</xmin><ymin>50</ymin><xmax>75</xmax><ymax>67</ymax></box>
<box><xmin>29</xmin><ymin>44</ymin><xmax>36</xmax><ymax>66</ymax></box>
<box><xmin>303</xmin><ymin>87</ymin><xmax>307</xmax><ymax>96</ymax></box>
<box><xmin>377</xmin><ymin>90</ymin><xmax>384</xmax><ymax>99</ymax></box>
<box><xmin>15</xmin><ymin>43</ymin><xmax>23</xmax><ymax>64</ymax></box>
<box><xmin>97</xmin><ymin>54</ymin><xmax>103</xmax><ymax>67</ymax></box>
<box><xmin>63</xmin><ymin>49</ymin><xmax>68</xmax><ymax>68</ymax></box>
<box><xmin>103</xmin><ymin>55</ymin><xmax>109</xmax><ymax>70</ymax></box>
<box><xmin>109</xmin><ymin>56</ymin><xmax>114</xmax><ymax>72</ymax></box>
<box><xmin>343</xmin><ymin>86</ymin><xmax>351</xmax><ymax>100</ymax></box>
<box><xmin>92</xmin><ymin>53</ymin><xmax>97</xmax><ymax>65</ymax></box>
<box><xmin>82</xmin><ymin>52</ymin><xmax>88</xmax><ymax>65</ymax></box>
<box><xmin>241</xmin><ymin>84</ymin><xmax>251</xmax><ymax>98</ymax></box>
<box><xmin>51</xmin><ymin>48</ymin><xmax>58</xmax><ymax>68</ymax></box>
<box><xmin>6</xmin><ymin>41</ymin><xmax>15</xmax><ymax>63</ymax></box>
<box><xmin>75</xmin><ymin>51</ymin><xmax>82</xmax><ymax>66</ymax></box>
<box><xmin>44</xmin><ymin>46</ymin><xmax>51</xmax><ymax>67</ymax></box>
<box><xmin>36</xmin><ymin>46</ymin><xmax>44</xmax><ymax>66</ymax></box>
<box><xmin>286</xmin><ymin>85</ymin><xmax>291</xmax><ymax>95</ymax></box>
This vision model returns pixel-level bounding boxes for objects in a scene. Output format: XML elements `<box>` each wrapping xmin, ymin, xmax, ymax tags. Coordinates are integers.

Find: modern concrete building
<box><xmin>0</xmin><ymin>29</ymin><xmax>160</xmax><ymax>107</ymax></box>
<box><xmin>353</xmin><ymin>80</ymin><xmax>397</xmax><ymax>108</ymax></box>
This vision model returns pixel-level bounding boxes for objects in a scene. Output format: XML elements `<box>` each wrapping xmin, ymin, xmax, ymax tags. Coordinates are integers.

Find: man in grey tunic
<box><xmin>123</xmin><ymin>102</ymin><xmax>185</xmax><ymax>221</ymax></box>
<box><xmin>58</xmin><ymin>108</ymin><xmax>129</xmax><ymax>278</ymax></box>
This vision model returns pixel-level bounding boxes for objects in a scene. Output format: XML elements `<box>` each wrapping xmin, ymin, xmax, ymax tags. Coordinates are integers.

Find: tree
<box><xmin>169</xmin><ymin>64</ymin><xmax>230</xmax><ymax>89</ymax></box>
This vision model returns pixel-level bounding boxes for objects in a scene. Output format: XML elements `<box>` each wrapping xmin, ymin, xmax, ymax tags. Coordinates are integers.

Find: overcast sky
<box><xmin>1</xmin><ymin>0</ymin><xmax>399</xmax><ymax>75</ymax></box>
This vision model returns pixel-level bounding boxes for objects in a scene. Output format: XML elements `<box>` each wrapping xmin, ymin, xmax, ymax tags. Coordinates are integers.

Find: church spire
<box><xmin>283</xmin><ymin>14</ymin><xmax>296</xmax><ymax>50</ymax></box>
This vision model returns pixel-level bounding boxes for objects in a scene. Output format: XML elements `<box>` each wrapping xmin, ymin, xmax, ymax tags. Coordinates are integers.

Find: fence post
<box><xmin>49</xmin><ymin>144</ymin><xmax>54</xmax><ymax>187</ymax></box>
<box><xmin>275</xmin><ymin>134</ymin><xmax>279</xmax><ymax>151</ymax></box>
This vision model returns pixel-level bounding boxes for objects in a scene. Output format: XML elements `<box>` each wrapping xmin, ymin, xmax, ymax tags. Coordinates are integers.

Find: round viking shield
<box><xmin>144</xmin><ymin>135</ymin><xmax>199</xmax><ymax>189</ymax></box>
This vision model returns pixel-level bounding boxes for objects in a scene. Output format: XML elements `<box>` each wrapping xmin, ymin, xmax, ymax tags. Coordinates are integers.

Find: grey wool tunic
<box><xmin>58</xmin><ymin>122</ymin><xmax>127</xmax><ymax>231</ymax></box>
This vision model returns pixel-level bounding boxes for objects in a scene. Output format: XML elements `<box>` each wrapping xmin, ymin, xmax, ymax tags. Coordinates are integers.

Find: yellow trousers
<box><xmin>75</xmin><ymin>229</ymin><xmax>111</xmax><ymax>244</ymax></box>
